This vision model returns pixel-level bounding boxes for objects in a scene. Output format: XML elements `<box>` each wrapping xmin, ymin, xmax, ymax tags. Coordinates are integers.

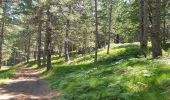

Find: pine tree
<box><xmin>151</xmin><ymin>0</ymin><xmax>162</xmax><ymax>58</ymax></box>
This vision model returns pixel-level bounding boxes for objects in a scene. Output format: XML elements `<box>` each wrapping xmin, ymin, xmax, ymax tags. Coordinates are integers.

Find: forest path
<box><xmin>0</xmin><ymin>67</ymin><xmax>52</xmax><ymax>100</ymax></box>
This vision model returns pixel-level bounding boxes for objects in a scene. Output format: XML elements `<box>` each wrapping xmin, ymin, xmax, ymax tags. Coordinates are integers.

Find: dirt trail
<box><xmin>0</xmin><ymin>68</ymin><xmax>52</xmax><ymax>100</ymax></box>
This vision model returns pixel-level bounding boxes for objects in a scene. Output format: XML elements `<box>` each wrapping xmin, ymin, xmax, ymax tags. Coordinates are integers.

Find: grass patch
<box><xmin>0</xmin><ymin>66</ymin><xmax>16</xmax><ymax>84</ymax></box>
<box><xmin>44</xmin><ymin>58</ymin><xmax>170</xmax><ymax>100</ymax></box>
<box><xmin>25</xmin><ymin>43</ymin><xmax>170</xmax><ymax>100</ymax></box>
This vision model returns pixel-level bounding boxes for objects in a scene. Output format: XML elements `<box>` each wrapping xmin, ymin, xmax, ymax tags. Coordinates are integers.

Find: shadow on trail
<box><xmin>0</xmin><ymin>68</ymin><xmax>52</xmax><ymax>99</ymax></box>
<box><xmin>0</xmin><ymin>79</ymin><xmax>50</xmax><ymax>96</ymax></box>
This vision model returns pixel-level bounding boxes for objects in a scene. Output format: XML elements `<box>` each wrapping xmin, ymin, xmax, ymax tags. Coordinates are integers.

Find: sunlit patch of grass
<box><xmin>25</xmin><ymin>43</ymin><xmax>170</xmax><ymax>100</ymax></box>
<box><xmin>0</xmin><ymin>66</ymin><xmax>16</xmax><ymax>85</ymax></box>
<box><xmin>52</xmin><ymin>57</ymin><xmax>65</xmax><ymax>65</ymax></box>
<box><xmin>70</xmin><ymin>43</ymin><xmax>140</xmax><ymax>65</ymax></box>
<box><xmin>15</xmin><ymin>61</ymin><xmax>27</xmax><ymax>68</ymax></box>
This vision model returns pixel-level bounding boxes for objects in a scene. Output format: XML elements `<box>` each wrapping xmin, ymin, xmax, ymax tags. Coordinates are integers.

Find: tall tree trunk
<box><xmin>24</xmin><ymin>43</ymin><xmax>27</xmax><ymax>61</ymax></box>
<box><xmin>162</xmin><ymin>0</ymin><xmax>166</xmax><ymax>45</ymax></box>
<box><xmin>37</xmin><ymin>20</ymin><xmax>42</xmax><ymax>67</ymax></box>
<box><xmin>64</xmin><ymin>19</ymin><xmax>70</xmax><ymax>62</ymax></box>
<box><xmin>13</xmin><ymin>48</ymin><xmax>16</xmax><ymax>66</ymax></box>
<box><xmin>166</xmin><ymin>26</ymin><xmax>169</xmax><ymax>41</ymax></box>
<box><xmin>35</xmin><ymin>7</ymin><xmax>43</xmax><ymax>67</ymax></box>
<box><xmin>94</xmin><ymin>0</ymin><xmax>99</xmax><ymax>64</ymax></box>
<box><xmin>42</xmin><ymin>48</ymin><xmax>46</xmax><ymax>66</ymax></box>
<box><xmin>82</xmin><ymin>32</ymin><xmax>87</xmax><ymax>62</ymax></box>
<box><xmin>34</xmin><ymin>51</ymin><xmax>37</xmax><ymax>61</ymax></box>
<box><xmin>0</xmin><ymin>0</ymin><xmax>1</xmax><ymax>67</ymax></box>
<box><xmin>115</xmin><ymin>34</ymin><xmax>120</xmax><ymax>44</ymax></box>
<box><xmin>45</xmin><ymin>5</ymin><xmax>52</xmax><ymax>70</ymax></box>
<box><xmin>58</xmin><ymin>45</ymin><xmax>62</xmax><ymax>57</ymax></box>
<box><xmin>25</xmin><ymin>25</ymin><xmax>31</xmax><ymax>63</ymax></box>
<box><xmin>104</xmin><ymin>26</ymin><xmax>107</xmax><ymax>49</ymax></box>
<box><xmin>64</xmin><ymin>6</ymin><xmax>71</xmax><ymax>62</ymax></box>
<box><xmin>27</xmin><ymin>33</ymin><xmax>31</xmax><ymax>63</ymax></box>
<box><xmin>151</xmin><ymin>0</ymin><xmax>162</xmax><ymax>58</ymax></box>
<box><xmin>107</xmin><ymin>1</ymin><xmax>113</xmax><ymax>54</ymax></box>
<box><xmin>139</xmin><ymin>0</ymin><xmax>148</xmax><ymax>57</ymax></box>
<box><xmin>0</xmin><ymin>0</ymin><xmax>7</xmax><ymax>68</ymax></box>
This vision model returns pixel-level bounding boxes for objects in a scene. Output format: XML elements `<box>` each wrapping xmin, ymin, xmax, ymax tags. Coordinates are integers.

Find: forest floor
<box><xmin>0</xmin><ymin>43</ymin><xmax>170</xmax><ymax>100</ymax></box>
<box><xmin>40</xmin><ymin>43</ymin><xmax>170</xmax><ymax>100</ymax></box>
<box><xmin>0</xmin><ymin>67</ymin><xmax>52</xmax><ymax>100</ymax></box>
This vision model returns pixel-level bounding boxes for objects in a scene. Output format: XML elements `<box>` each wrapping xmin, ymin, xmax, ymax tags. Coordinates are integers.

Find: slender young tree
<box><xmin>94</xmin><ymin>0</ymin><xmax>99</xmax><ymax>64</ymax></box>
<box><xmin>64</xmin><ymin>5</ymin><xmax>71</xmax><ymax>62</ymax></box>
<box><xmin>26</xmin><ymin>25</ymin><xmax>31</xmax><ymax>63</ymax></box>
<box><xmin>107</xmin><ymin>0</ymin><xmax>113</xmax><ymax>54</ymax></box>
<box><xmin>26</xmin><ymin>35</ymin><xmax>31</xmax><ymax>63</ymax></box>
<box><xmin>82</xmin><ymin>31</ymin><xmax>87</xmax><ymax>61</ymax></box>
<box><xmin>64</xmin><ymin>19</ymin><xmax>70</xmax><ymax>62</ymax></box>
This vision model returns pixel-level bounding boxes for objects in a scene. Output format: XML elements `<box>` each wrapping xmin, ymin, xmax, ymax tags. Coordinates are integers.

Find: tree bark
<box><xmin>64</xmin><ymin>19</ymin><xmax>70</xmax><ymax>62</ymax></box>
<box><xmin>94</xmin><ymin>0</ymin><xmax>99</xmax><ymax>64</ymax></box>
<box><xmin>64</xmin><ymin>6</ymin><xmax>71</xmax><ymax>62</ymax></box>
<box><xmin>138</xmin><ymin>0</ymin><xmax>148</xmax><ymax>57</ymax></box>
<box><xmin>115</xmin><ymin>34</ymin><xmax>120</xmax><ymax>44</ymax></box>
<box><xmin>37</xmin><ymin>21</ymin><xmax>42</xmax><ymax>67</ymax></box>
<box><xmin>26</xmin><ymin>33</ymin><xmax>31</xmax><ymax>63</ymax></box>
<box><xmin>82</xmin><ymin>32</ymin><xmax>87</xmax><ymax>62</ymax></box>
<box><xmin>162</xmin><ymin>0</ymin><xmax>166</xmax><ymax>45</ymax></box>
<box><xmin>34</xmin><ymin>51</ymin><xmax>37</xmax><ymax>61</ymax></box>
<box><xmin>13</xmin><ymin>48</ymin><xmax>16</xmax><ymax>66</ymax></box>
<box><xmin>107</xmin><ymin>1</ymin><xmax>113</xmax><ymax>54</ymax></box>
<box><xmin>36</xmin><ymin>7</ymin><xmax>42</xmax><ymax>67</ymax></box>
<box><xmin>151</xmin><ymin>0</ymin><xmax>162</xmax><ymax>58</ymax></box>
<box><xmin>0</xmin><ymin>0</ymin><xmax>7</xmax><ymax>68</ymax></box>
<box><xmin>45</xmin><ymin>5</ymin><xmax>52</xmax><ymax>70</ymax></box>
<box><xmin>42</xmin><ymin>48</ymin><xmax>46</xmax><ymax>66</ymax></box>
<box><xmin>58</xmin><ymin>45</ymin><xmax>62</xmax><ymax>57</ymax></box>
<box><xmin>104</xmin><ymin>26</ymin><xmax>107</xmax><ymax>49</ymax></box>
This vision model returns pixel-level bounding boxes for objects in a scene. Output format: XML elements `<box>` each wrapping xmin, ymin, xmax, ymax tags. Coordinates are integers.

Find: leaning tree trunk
<box><xmin>45</xmin><ymin>5</ymin><xmax>52</xmax><ymax>70</ymax></box>
<box><xmin>138</xmin><ymin>0</ymin><xmax>148</xmax><ymax>57</ymax></box>
<box><xmin>151</xmin><ymin>0</ymin><xmax>162</xmax><ymax>58</ymax></box>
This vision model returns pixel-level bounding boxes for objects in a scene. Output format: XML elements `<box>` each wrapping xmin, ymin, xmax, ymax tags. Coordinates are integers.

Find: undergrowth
<box><xmin>0</xmin><ymin>67</ymin><xmax>16</xmax><ymax>84</ymax></box>
<box><xmin>25</xmin><ymin>43</ymin><xmax>170</xmax><ymax>100</ymax></box>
